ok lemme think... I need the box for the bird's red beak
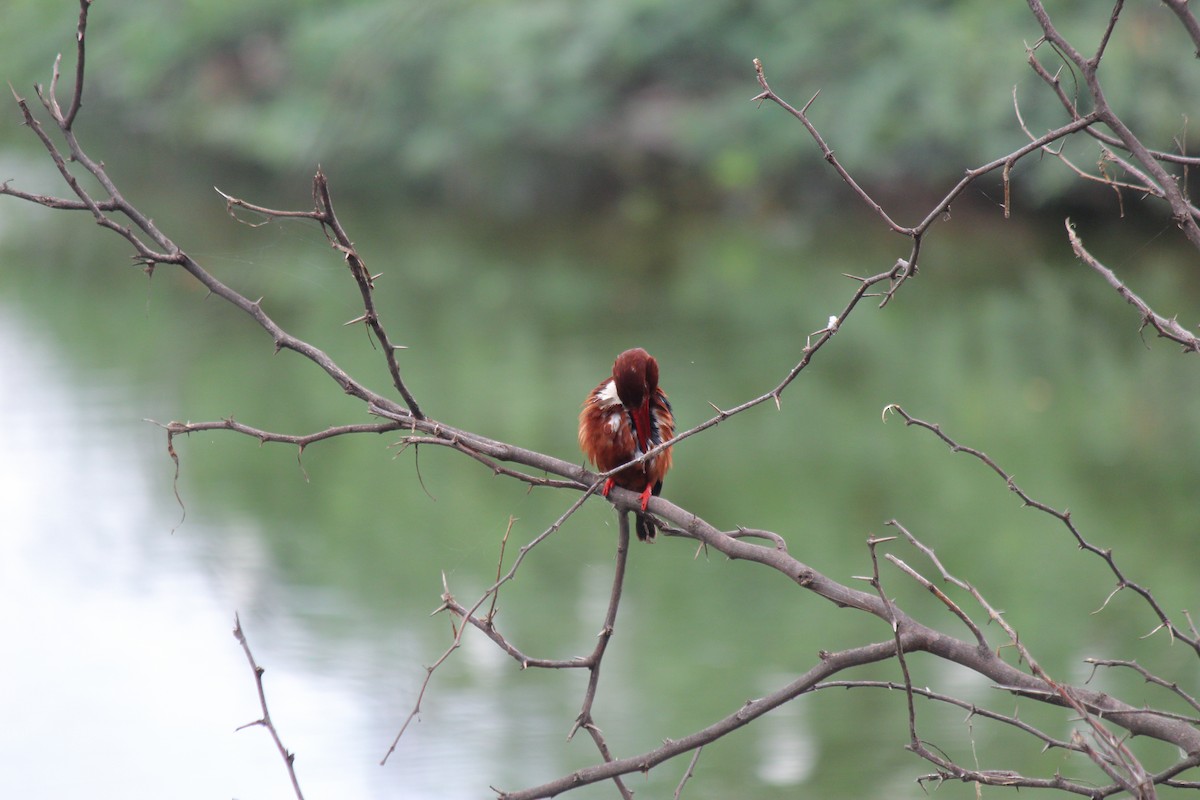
[631,398,653,455]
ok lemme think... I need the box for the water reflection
[0,303,422,799]
[753,676,816,786]
[1,304,251,796]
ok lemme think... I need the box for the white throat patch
[596,379,621,408]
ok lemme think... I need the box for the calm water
[3,161,1199,798]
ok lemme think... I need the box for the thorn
[391,343,408,350]
[343,313,368,326]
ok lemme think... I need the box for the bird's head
[612,348,658,407]
[612,348,659,451]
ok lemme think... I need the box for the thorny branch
[380,485,600,766]
[1065,221,1200,353]
[1084,659,1200,719]
[881,518,1155,797]
[883,404,1200,657]
[673,747,703,800]
[441,515,638,798]
[216,174,424,419]
[1026,0,1200,252]
[233,614,306,800]
[566,514,636,799]
[4,1,1200,798]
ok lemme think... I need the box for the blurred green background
[2,1,1199,799]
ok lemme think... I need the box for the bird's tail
[635,512,657,542]
[635,478,664,541]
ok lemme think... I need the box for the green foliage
[2,0,1194,214]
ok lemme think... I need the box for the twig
[885,552,988,651]
[232,615,306,800]
[753,58,908,235]
[1012,86,1158,210]
[382,486,599,764]
[1161,0,1200,56]
[883,404,1200,655]
[382,571,473,761]
[440,598,591,669]
[1084,658,1200,717]
[213,174,424,419]
[815,680,1081,755]
[493,640,902,799]
[1065,220,1200,352]
[1027,0,1200,252]
[725,526,788,551]
[865,536,920,747]
[566,513,634,799]
[486,516,517,624]
[885,513,1154,795]
[673,747,703,800]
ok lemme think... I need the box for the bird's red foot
[601,478,616,497]
[638,485,653,511]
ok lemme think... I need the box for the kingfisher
[578,348,674,541]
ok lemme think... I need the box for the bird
[578,347,674,541]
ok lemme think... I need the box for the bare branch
[753,58,909,235]
[866,536,920,748]
[883,404,1200,655]
[885,552,989,651]
[566,514,635,799]
[816,680,1081,755]
[1084,658,1200,717]
[1161,0,1200,58]
[673,747,703,800]
[1065,220,1200,352]
[1027,0,1200,251]
[493,640,902,799]
[382,487,598,764]
[62,0,91,129]
[233,615,306,800]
